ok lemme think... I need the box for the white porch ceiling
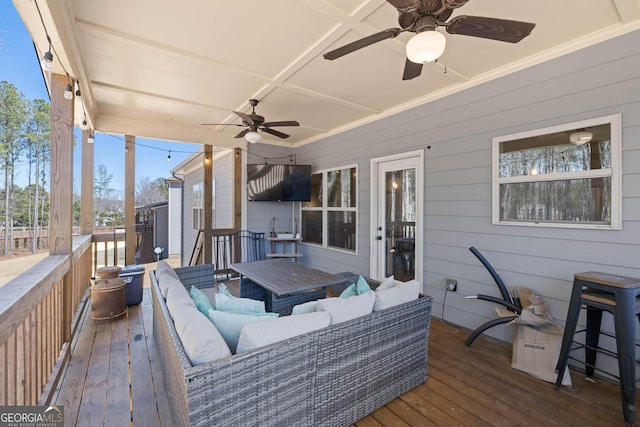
[13,0,640,149]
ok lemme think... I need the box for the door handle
[375,236,382,240]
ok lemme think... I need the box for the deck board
[53,286,638,426]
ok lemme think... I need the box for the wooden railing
[0,234,93,406]
[92,229,126,276]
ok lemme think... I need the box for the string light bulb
[75,80,81,98]
[80,119,88,130]
[87,131,94,144]
[64,79,73,100]
[167,151,171,162]
[41,39,53,71]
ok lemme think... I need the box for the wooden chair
[464,246,522,347]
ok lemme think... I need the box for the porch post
[49,73,74,341]
[234,147,242,232]
[125,135,136,265]
[80,129,94,235]
[232,148,242,262]
[203,145,213,264]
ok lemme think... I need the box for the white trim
[370,150,424,282]
[492,114,622,230]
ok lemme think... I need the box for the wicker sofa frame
[151,264,432,427]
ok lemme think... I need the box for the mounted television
[247,164,312,202]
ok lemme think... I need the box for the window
[193,183,203,230]
[192,180,216,230]
[492,114,621,229]
[301,165,357,251]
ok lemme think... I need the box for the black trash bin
[119,264,146,306]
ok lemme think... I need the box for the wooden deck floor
[52,288,636,426]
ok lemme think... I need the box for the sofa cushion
[291,300,319,315]
[208,309,279,353]
[339,275,372,298]
[317,290,375,324]
[155,261,180,298]
[374,279,421,311]
[173,305,231,365]
[215,292,266,314]
[236,311,331,354]
[190,286,215,316]
[166,277,196,319]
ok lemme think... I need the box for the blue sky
[0,2,199,195]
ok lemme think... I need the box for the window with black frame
[301,165,357,251]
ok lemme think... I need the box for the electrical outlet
[445,278,457,292]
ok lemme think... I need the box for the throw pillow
[377,275,395,291]
[339,275,372,298]
[173,305,231,365]
[236,311,331,354]
[215,293,266,314]
[190,285,215,316]
[317,290,375,324]
[166,277,196,319]
[374,279,421,311]
[208,309,279,353]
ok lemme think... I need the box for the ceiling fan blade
[263,121,300,127]
[233,110,254,125]
[385,0,420,11]
[402,58,423,80]
[324,28,403,60]
[200,123,243,126]
[235,129,249,138]
[262,128,290,139]
[446,16,535,43]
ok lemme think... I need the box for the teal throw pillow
[190,286,215,317]
[208,309,279,353]
[339,283,358,298]
[340,276,372,298]
[215,293,266,313]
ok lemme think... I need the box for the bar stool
[555,271,640,427]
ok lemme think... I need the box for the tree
[24,98,50,253]
[0,81,28,256]
[136,175,168,205]
[94,164,115,221]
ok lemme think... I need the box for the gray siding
[214,151,233,229]
[289,28,640,374]
[246,145,297,238]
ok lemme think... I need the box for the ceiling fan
[323,0,535,80]
[201,99,299,143]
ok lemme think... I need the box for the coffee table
[231,259,348,315]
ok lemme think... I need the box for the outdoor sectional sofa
[150,263,433,427]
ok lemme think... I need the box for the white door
[370,151,423,282]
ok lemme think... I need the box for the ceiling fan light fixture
[405,30,446,64]
[569,130,593,145]
[245,131,262,144]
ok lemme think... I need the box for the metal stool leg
[555,282,583,388]
[613,288,637,426]
[585,307,603,378]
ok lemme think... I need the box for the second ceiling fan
[323,0,536,80]
[201,99,299,143]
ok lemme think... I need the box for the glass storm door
[372,152,422,282]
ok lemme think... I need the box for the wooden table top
[230,259,347,296]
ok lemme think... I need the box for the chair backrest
[469,246,515,305]
[234,230,266,263]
